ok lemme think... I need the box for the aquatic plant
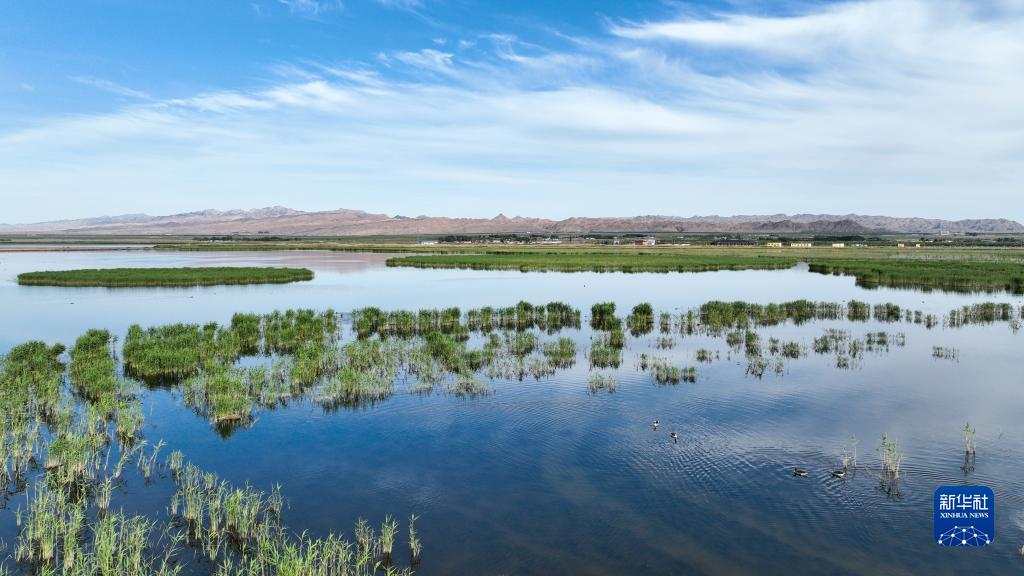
[659,312,673,334]
[962,423,977,454]
[317,367,395,409]
[626,303,654,337]
[644,356,681,385]
[698,300,845,332]
[183,366,258,427]
[744,330,761,357]
[262,308,339,355]
[847,300,870,321]
[230,313,262,355]
[123,322,229,380]
[408,514,421,564]
[879,435,903,481]
[449,373,491,397]
[0,341,66,423]
[587,373,617,394]
[780,342,802,359]
[590,302,620,331]
[746,357,768,379]
[380,515,398,561]
[588,336,622,369]
[873,303,903,322]
[809,258,1024,294]
[18,266,314,287]
[356,302,580,339]
[389,251,799,275]
[70,329,118,401]
[541,337,577,368]
[695,349,717,363]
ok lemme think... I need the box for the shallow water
[1,250,1023,574]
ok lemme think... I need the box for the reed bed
[588,336,622,369]
[0,324,425,576]
[809,258,1024,294]
[262,309,339,355]
[3,293,1021,574]
[626,303,654,337]
[387,252,799,274]
[541,338,577,368]
[590,302,620,331]
[353,301,580,339]
[123,323,232,381]
[17,267,314,287]
[587,373,617,394]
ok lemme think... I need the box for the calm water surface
[1,250,1023,575]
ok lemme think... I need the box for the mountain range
[2,207,1022,236]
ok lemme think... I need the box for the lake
[1,249,1022,575]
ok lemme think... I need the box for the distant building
[765,242,783,248]
[712,239,756,246]
[897,243,906,248]
[790,242,813,248]
[831,243,846,248]
[633,237,657,246]
[418,239,438,245]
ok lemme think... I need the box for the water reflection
[0,251,1022,574]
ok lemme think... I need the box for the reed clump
[587,373,617,394]
[626,303,654,337]
[588,336,622,369]
[590,302,620,331]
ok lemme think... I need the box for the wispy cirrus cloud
[277,0,342,16]
[390,49,455,74]
[70,76,152,100]
[373,0,423,12]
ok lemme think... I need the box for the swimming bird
[670,431,678,442]
[792,467,809,477]
[831,469,846,479]
[652,419,660,430]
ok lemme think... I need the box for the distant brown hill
[1,207,1021,235]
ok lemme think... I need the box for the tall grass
[18,267,314,287]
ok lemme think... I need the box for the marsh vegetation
[0,293,1020,574]
[17,267,314,287]
[378,245,1024,294]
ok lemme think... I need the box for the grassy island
[808,259,1024,293]
[386,253,799,273]
[17,267,314,287]
[384,249,1024,293]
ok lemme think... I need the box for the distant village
[416,233,963,248]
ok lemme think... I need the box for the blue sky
[2,0,1023,223]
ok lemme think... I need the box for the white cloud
[392,49,454,74]
[277,0,341,16]
[70,76,151,100]
[3,0,1024,221]
[374,0,423,11]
